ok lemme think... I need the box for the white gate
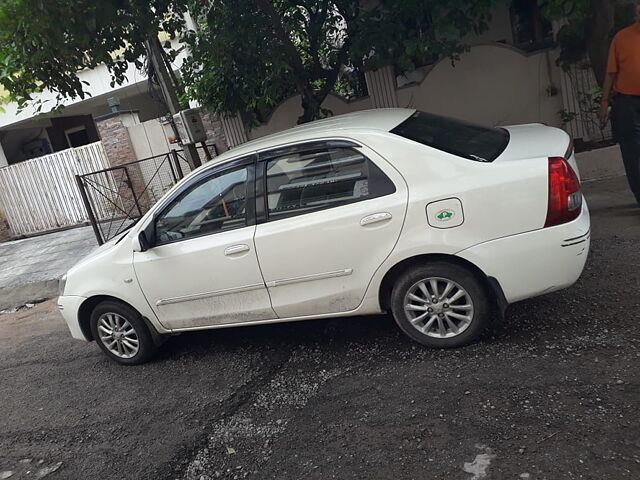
[0,142,111,236]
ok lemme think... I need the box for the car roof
[206,108,415,166]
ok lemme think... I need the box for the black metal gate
[76,146,215,245]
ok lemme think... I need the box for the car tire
[390,263,490,348]
[89,300,158,365]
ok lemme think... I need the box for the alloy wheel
[403,277,475,338]
[97,313,140,359]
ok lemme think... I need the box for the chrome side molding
[157,283,265,306]
[266,269,353,288]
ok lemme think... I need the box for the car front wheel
[390,263,490,348]
[89,300,158,365]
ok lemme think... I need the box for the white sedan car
[58,109,590,365]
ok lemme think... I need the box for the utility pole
[145,38,202,169]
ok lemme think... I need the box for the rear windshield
[391,111,509,163]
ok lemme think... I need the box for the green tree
[540,0,635,86]
[182,0,498,124]
[0,0,187,111]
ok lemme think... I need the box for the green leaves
[0,0,187,111]
[182,0,300,123]
[183,0,498,124]
[539,0,630,85]
[0,0,500,123]
[539,0,590,21]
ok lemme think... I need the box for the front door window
[155,167,248,245]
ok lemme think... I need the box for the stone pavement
[0,226,97,310]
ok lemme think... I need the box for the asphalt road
[1,176,639,480]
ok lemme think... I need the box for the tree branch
[317,39,350,101]
[307,1,330,80]
[255,0,307,80]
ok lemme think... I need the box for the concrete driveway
[0,176,638,480]
[0,226,96,311]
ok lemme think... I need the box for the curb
[0,279,59,312]
[575,145,625,182]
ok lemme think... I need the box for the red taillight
[544,157,582,228]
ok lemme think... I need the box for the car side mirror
[133,225,155,253]
[132,232,147,253]
[134,230,150,252]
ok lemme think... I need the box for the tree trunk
[298,92,323,124]
[255,0,319,124]
[530,0,545,44]
[586,0,616,87]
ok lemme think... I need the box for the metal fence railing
[76,145,217,245]
[559,60,614,148]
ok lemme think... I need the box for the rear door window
[391,111,509,163]
[265,147,395,219]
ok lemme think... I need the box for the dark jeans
[611,94,640,204]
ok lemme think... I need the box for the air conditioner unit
[173,109,207,145]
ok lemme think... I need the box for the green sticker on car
[436,210,454,221]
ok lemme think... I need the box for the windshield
[391,111,509,163]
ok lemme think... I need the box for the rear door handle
[360,212,392,226]
[224,244,250,256]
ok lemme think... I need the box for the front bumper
[58,295,88,341]
[457,203,591,304]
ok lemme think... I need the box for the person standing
[599,2,640,206]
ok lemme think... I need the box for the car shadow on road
[153,314,403,363]
[151,295,565,365]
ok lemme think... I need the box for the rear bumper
[58,295,88,341]
[457,202,590,304]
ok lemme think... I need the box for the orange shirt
[607,23,640,96]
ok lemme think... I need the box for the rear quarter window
[391,111,509,163]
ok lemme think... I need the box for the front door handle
[224,244,250,256]
[360,212,392,226]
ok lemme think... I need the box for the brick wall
[95,114,151,213]
[95,114,139,166]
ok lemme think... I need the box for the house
[0,1,606,242]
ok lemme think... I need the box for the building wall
[95,112,152,211]
[397,44,563,128]
[247,44,564,141]
[247,94,373,140]
[128,119,174,160]
[128,109,229,161]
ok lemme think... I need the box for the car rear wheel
[89,300,157,365]
[390,263,490,348]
